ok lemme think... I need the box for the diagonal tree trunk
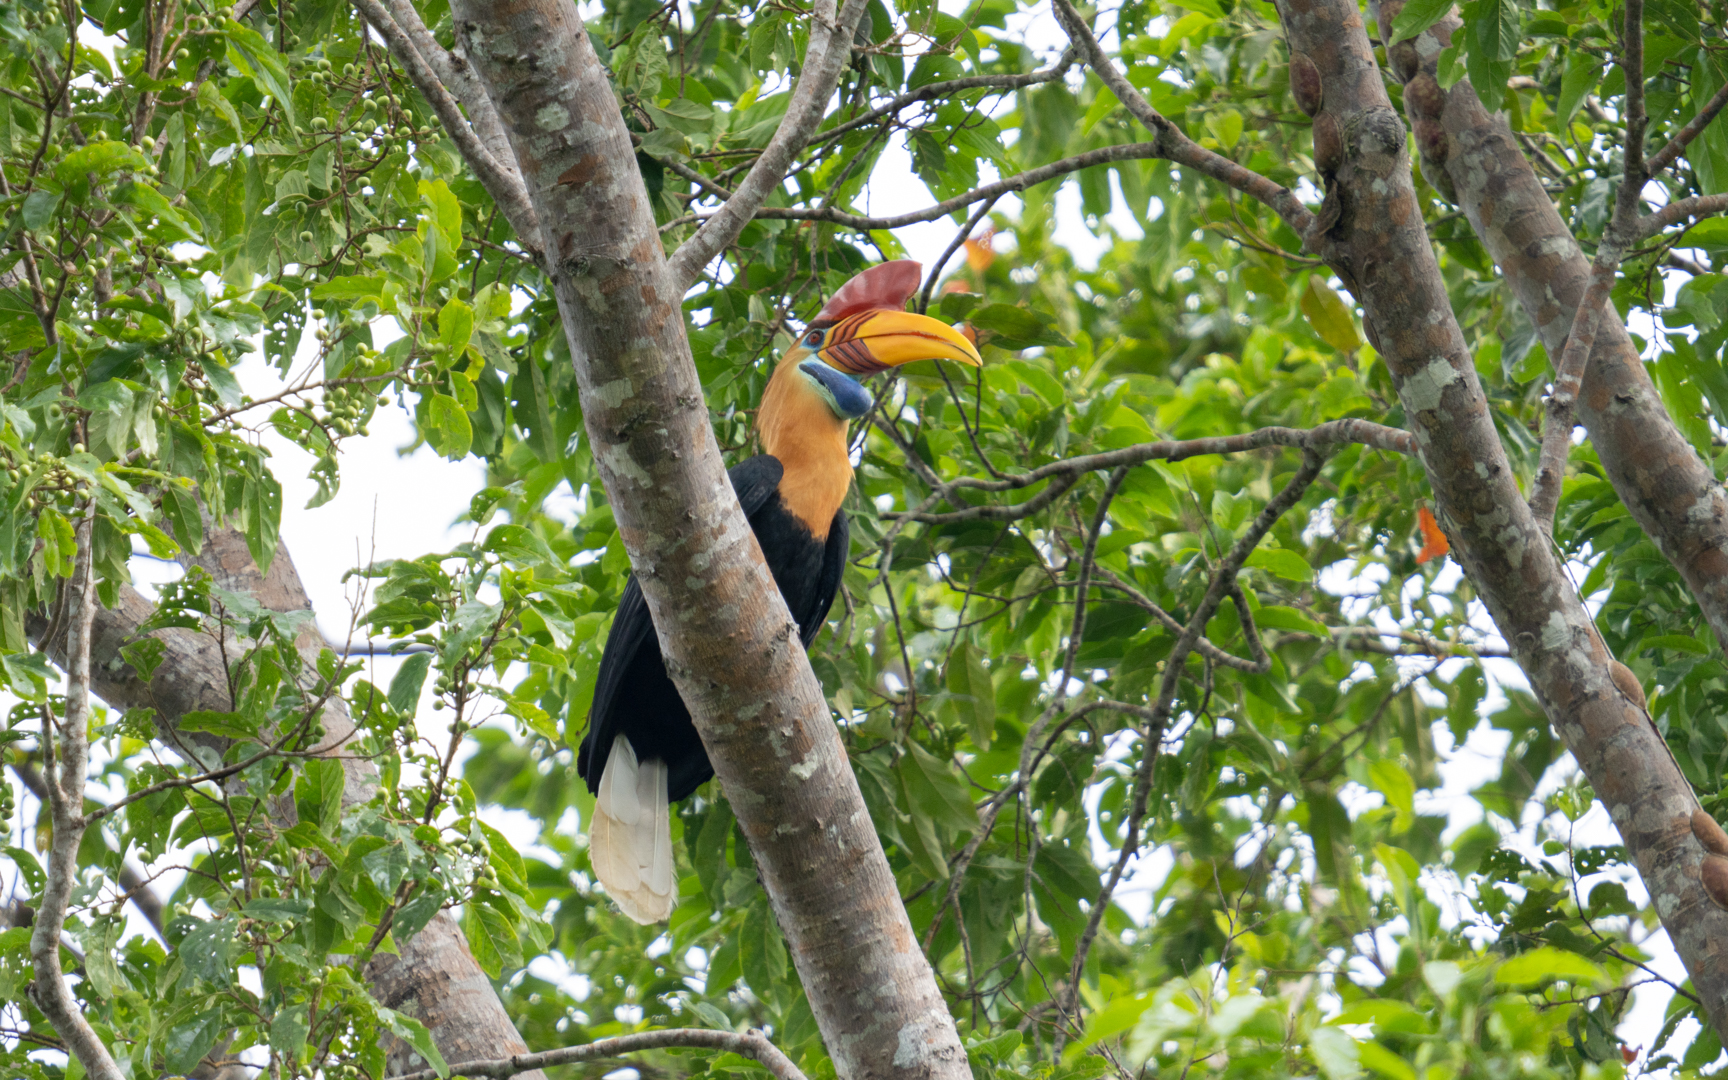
[1265,0,1728,1044]
[1372,0,1728,655]
[29,530,547,1080]
[442,4,970,1079]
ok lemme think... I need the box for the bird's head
[780,260,983,420]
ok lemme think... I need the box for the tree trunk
[445,4,970,1079]
[1372,0,1728,657]
[1275,0,1728,1044]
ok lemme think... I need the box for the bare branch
[666,0,871,288]
[884,419,1412,524]
[387,1028,808,1080]
[28,514,125,1080]
[1051,0,1314,238]
[918,195,1002,313]
[381,0,519,179]
[809,52,1078,149]
[748,143,1167,231]
[1646,80,1728,177]
[1641,194,1728,238]
[1529,265,1614,530]
[1618,0,1647,210]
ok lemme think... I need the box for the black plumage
[576,454,849,803]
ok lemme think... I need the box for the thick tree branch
[387,1028,807,1080]
[1373,0,1728,658]
[28,515,125,1080]
[666,0,871,288]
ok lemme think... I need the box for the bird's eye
[804,330,824,348]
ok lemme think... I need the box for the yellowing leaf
[1302,277,1363,353]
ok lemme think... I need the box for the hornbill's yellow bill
[807,308,984,377]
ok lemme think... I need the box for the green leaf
[389,652,432,714]
[419,178,463,251]
[379,1009,449,1078]
[162,484,203,556]
[178,918,235,986]
[1245,548,1314,582]
[462,899,521,977]
[967,303,1074,349]
[270,1004,310,1057]
[165,1012,224,1073]
[21,190,61,231]
[424,393,473,460]
[1309,1026,1363,1080]
[438,297,474,354]
[1559,52,1604,125]
[36,507,76,578]
[244,897,311,921]
[225,22,296,125]
[1495,945,1610,988]
[1252,605,1329,637]
[944,641,996,748]
[1390,0,1455,43]
[899,739,980,834]
[311,275,385,300]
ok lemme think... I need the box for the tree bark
[445,4,969,1080]
[1276,0,1728,1044]
[1372,0,1728,654]
[29,531,547,1080]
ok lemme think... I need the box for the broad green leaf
[1495,946,1610,988]
[944,641,996,748]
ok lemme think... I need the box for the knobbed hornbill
[576,260,983,923]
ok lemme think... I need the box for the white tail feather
[589,735,675,924]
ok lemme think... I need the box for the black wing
[577,455,788,791]
[727,454,786,518]
[796,508,849,647]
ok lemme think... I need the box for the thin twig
[1054,450,1328,1049]
[1050,0,1315,238]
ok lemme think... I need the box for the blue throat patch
[800,360,873,419]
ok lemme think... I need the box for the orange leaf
[1416,505,1450,564]
[964,228,995,272]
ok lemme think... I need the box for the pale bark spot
[1403,356,1459,412]
[534,102,571,129]
[594,377,634,407]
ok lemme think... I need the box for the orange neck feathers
[757,356,853,540]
